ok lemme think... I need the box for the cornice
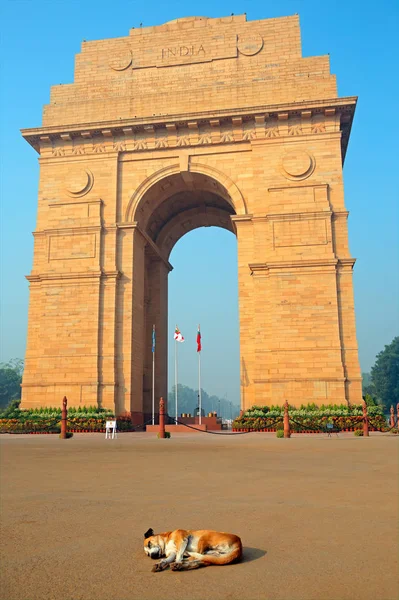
[268,183,328,192]
[332,211,349,220]
[33,225,102,237]
[248,257,356,275]
[231,214,254,223]
[337,258,356,268]
[26,271,102,283]
[21,96,357,164]
[253,211,332,222]
[249,259,338,274]
[26,270,122,283]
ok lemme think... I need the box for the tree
[362,371,379,402]
[362,372,371,391]
[370,337,399,411]
[0,359,24,409]
[5,358,24,377]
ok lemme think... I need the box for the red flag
[197,325,201,352]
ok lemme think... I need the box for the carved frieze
[26,101,351,160]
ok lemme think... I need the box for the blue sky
[1,0,398,405]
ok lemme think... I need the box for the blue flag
[152,325,156,353]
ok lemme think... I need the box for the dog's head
[143,528,165,560]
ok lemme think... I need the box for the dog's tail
[203,540,242,565]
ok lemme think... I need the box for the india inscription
[21,14,362,421]
[161,45,205,59]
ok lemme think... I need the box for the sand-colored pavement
[0,432,398,600]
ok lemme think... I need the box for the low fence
[232,400,398,435]
[1,399,398,437]
[0,397,135,435]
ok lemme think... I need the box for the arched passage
[167,226,239,417]
[122,170,242,422]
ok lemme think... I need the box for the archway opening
[167,227,240,420]
[133,171,241,421]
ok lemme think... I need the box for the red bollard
[159,397,165,439]
[60,396,68,439]
[390,405,395,429]
[284,400,291,438]
[397,403,399,427]
[362,399,369,437]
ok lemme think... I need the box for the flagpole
[175,328,178,423]
[198,349,202,425]
[152,325,155,426]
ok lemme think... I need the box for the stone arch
[156,205,235,258]
[124,161,247,224]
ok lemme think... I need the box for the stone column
[115,224,146,421]
[335,259,362,405]
[232,215,255,411]
[129,230,146,424]
[143,254,170,421]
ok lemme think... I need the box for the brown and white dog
[143,528,242,572]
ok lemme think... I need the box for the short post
[390,405,395,429]
[362,399,369,437]
[60,396,68,439]
[283,400,291,438]
[159,397,165,439]
[397,403,399,427]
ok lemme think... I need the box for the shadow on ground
[241,547,267,563]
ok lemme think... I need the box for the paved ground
[0,432,398,600]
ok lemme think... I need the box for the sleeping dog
[144,528,242,572]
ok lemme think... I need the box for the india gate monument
[21,14,362,422]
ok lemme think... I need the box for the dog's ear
[144,528,154,539]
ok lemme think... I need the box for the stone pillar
[143,255,170,421]
[283,400,291,438]
[115,225,134,416]
[159,397,165,438]
[60,396,68,439]
[115,224,147,422]
[362,399,369,437]
[390,405,395,429]
[335,259,362,405]
[129,230,146,424]
[232,215,255,411]
[98,271,119,411]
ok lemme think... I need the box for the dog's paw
[151,562,166,573]
[171,562,183,571]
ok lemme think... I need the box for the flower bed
[232,403,388,433]
[0,404,135,434]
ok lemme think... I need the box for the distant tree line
[0,359,24,409]
[167,384,239,419]
[362,336,399,412]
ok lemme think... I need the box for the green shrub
[354,429,364,436]
[276,430,284,438]
[157,431,171,439]
[390,427,398,435]
[233,402,386,433]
